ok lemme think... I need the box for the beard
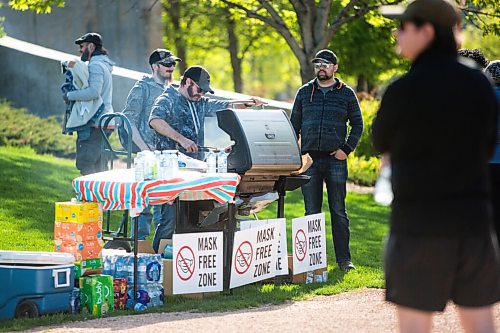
[81,50,91,62]
[155,71,171,85]
[316,70,333,81]
[187,83,202,101]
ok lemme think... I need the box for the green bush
[344,98,381,186]
[0,101,76,158]
[347,154,380,186]
[356,98,380,159]
[0,101,123,159]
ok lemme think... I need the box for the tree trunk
[226,15,243,92]
[356,74,368,92]
[299,52,315,84]
[167,0,188,73]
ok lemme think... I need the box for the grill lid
[216,109,302,175]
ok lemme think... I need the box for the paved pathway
[24,289,500,333]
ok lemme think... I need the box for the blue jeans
[152,203,176,253]
[301,155,351,263]
[131,205,162,240]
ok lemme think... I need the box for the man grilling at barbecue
[149,65,264,252]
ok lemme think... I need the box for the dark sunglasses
[158,61,176,68]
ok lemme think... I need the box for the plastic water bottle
[147,257,161,283]
[207,150,217,173]
[159,150,179,179]
[126,255,135,284]
[147,284,160,307]
[170,151,179,176]
[138,256,148,285]
[374,165,393,206]
[115,256,125,279]
[217,151,228,173]
[109,255,116,277]
[153,284,164,307]
[102,256,111,275]
[126,289,135,310]
[143,151,157,180]
[134,302,147,312]
[134,153,144,181]
[158,154,168,179]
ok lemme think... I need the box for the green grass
[0,146,390,331]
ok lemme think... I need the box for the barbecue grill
[174,108,310,289]
[176,109,309,231]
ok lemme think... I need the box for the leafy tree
[460,0,500,36]
[217,0,404,84]
[162,0,273,93]
[216,0,499,85]
[331,13,408,92]
[0,0,64,36]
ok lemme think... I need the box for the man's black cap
[380,0,460,29]
[311,49,338,64]
[74,32,103,47]
[148,48,182,65]
[183,66,214,94]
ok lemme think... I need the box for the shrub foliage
[0,101,75,158]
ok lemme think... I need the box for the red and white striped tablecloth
[72,169,240,216]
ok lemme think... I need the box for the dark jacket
[291,78,363,155]
[372,49,498,237]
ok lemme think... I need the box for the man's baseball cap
[74,32,103,47]
[148,48,181,65]
[311,49,338,64]
[183,66,214,94]
[380,0,460,29]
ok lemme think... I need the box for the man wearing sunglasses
[290,49,364,272]
[121,49,181,242]
[149,65,264,252]
[122,49,181,152]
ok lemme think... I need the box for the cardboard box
[162,258,218,299]
[287,255,327,284]
[162,259,173,296]
[55,239,104,261]
[79,274,114,316]
[74,258,103,278]
[54,220,102,243]
[137,240,155,254]
[55,201,102,224]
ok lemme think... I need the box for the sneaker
[339,261,356,271]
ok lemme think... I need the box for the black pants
[76,127,110,175]
[490,163,500,245]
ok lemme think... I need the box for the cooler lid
[0,250,75,265]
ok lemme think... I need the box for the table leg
[277,194,285,219]
[275,193,286,286]
[223,201,236,292]
[133,215,138,304]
